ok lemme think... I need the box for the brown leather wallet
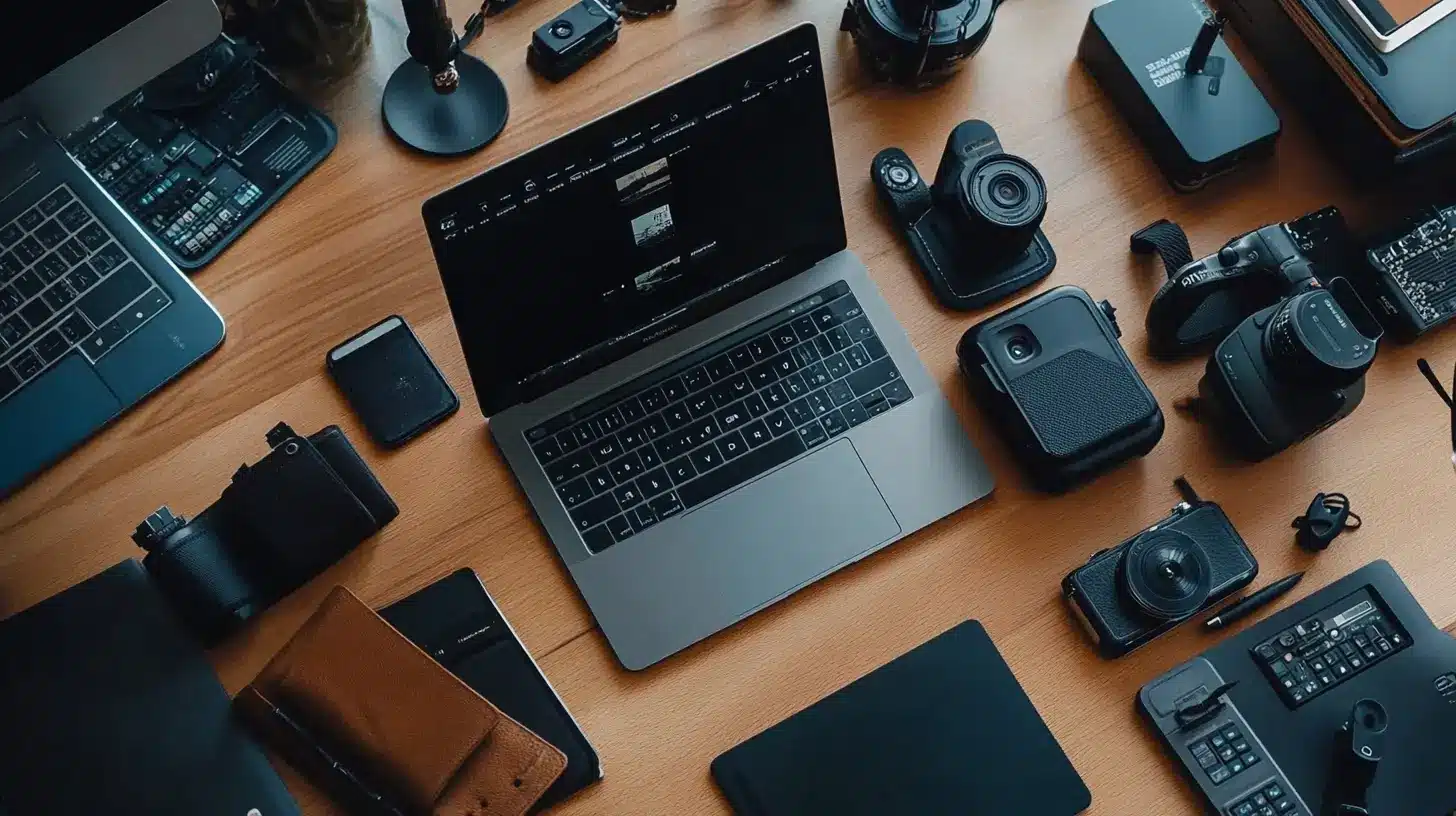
[236,587,567,816]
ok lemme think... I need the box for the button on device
[1209,766,1232,784]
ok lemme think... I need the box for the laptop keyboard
[526,280,913,555]
[0,183,169,402]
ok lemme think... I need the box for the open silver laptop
[424,23,995,670]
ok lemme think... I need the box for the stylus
[1203,572,1305,630]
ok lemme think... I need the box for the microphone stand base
[382,53,509,157]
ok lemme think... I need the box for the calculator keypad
[1188,721,1262,786]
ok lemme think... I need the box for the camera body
[133,423,398,644]
[527,0,621,81]
[1140,208,1383,460]
[1064,494,1257,659]
[872,120,1056,310]
[958,285,1163,492]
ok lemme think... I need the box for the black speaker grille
[1008,349,1154,457]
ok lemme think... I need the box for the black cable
[1293,492,1360,552]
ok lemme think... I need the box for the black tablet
[712,621,1091,815]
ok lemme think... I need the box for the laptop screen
[0,1,167,101]
[424,24,844,417]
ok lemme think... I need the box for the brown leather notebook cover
[236,587,567,816]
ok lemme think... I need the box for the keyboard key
[569,422,598,448]
[640,386,667,412]
[882,379,912,405]
[37,187,73,216]
[802,362,832,389]
[791,315,818,341]
[20,298,52,328]
[814,334,835,359]
[89,242,127,273]
[638,444,661,470]
[765,410,794,436]
[862,336,888,361]
[763,383,789,409]
[666,456,697,485]
[77,262,149,325]
[742,420,771,448]
[633,504,659,531]
[825,326,853,352]
[771,325,798,348]
[558,477,593,508]
[847,358,902,397]
[569,493,621,532]
[656,430,695,461]
[33,219,68,249]
[707,354,736,380]
[612,481,645,509]
[12,348,42,379]
[844,344,871,369]
[649,491,684,520]
[747,360,779,389]
[13,236,43,264]
[807,390,834,416]
[746,335,776,360]
[823,353,851,380]
[34,252,68,283]
[791,343,819,368]
[687,393,715,418]
[57,238,88,267]
[782,373,809,399]
[798,421,828,448]
[42,282,77,310]
[606,515,634,541]
[728,345,755,370]
[822,409,849,436]
[76,223,109,251]
[0,223,22,248]
[660,376,687,402]
[826,380,855,407]
[677,432,807,508]
[842,400,870,427]
[716,430,748,460]
[637,468,672,498]
[585,467,614,494]
[843,316,876,343]
[581,524,617,553]
[591,435,620,462]
[618,424,648,451]
[641,414,669,439]
[591,408,624,437]
[786,398,816,427]
[744,393,767,418]
[684,365,712,392]
[0,315,25,345]
[862,392,890,416]
[0,285,20,313]
[55,203,90,233]
[609,451,644,482]
[17,209,43,231]
[715,402,749,431]
[532,436,563,465]
[545,449,594,485]
[811,305,843,331]
[35,329,70,363]
[769,352,798,378]
[0,252,21,282]
[690,444,724,473]
[663,403,692,428]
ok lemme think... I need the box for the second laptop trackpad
[579,440,901,664]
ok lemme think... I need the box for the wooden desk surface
[3,0,1454,812]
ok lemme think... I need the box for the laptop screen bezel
[422,22,845,418]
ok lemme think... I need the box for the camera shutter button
[1218,247,1240,266]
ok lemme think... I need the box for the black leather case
[958,286,1163,492]
[327,316,459,448]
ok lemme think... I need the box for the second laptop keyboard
[527,280,913,554]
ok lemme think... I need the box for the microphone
[383,0,509,156]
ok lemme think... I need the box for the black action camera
[1063,481,1257,659]
[133,422,398,644]
[527,0,620,81]
[872,120,1055,311]
[1134,208,1384,460]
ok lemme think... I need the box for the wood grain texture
[2,0,1454,813]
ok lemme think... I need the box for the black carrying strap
[1132,219,1267,358]
[1131,220,1194,279]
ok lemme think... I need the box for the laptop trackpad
[580,440,901,669]
[0,355,120,491]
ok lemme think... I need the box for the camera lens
[1118,529,1213,621]
[957,154,1047,258]
[551,20,574,38]
[1263,288,1378,389]
[1006,335,1035,362]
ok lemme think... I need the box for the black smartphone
[381,569,602,810]
[326,316,458,448]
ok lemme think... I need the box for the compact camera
[527,0,621,81]
[872,120,1055,311]
[1135,208,1384,460]
[133,422,398,644]
[1063,481,1257,658]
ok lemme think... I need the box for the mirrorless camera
[133,422,398,644]
[1134,208,1384,461]
[873,120,1055,311]
[1063,480,1257,659]
[527,0,620,81]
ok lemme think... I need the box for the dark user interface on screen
[0,2,166,99]
[424,29,844,416]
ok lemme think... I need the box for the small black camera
[1135,208,1384,460]
[527,0,621,81]
[872,120,1056,311]
[1063,481,1257,659]
[840,0,1000,87]
[133,422,397,644]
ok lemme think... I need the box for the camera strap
[1132,219,1272,358]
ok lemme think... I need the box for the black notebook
[712,620,1091,815]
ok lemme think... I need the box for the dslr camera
[1134,208,1384,461]
[872,120,1056,311]
[133,422,398,644]
[1063,480,1257,659]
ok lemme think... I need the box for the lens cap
[958,154,1047,257]
[1119,529,1213,621]
[1264,287,1379,388]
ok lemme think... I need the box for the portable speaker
[958,285,1164,491]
